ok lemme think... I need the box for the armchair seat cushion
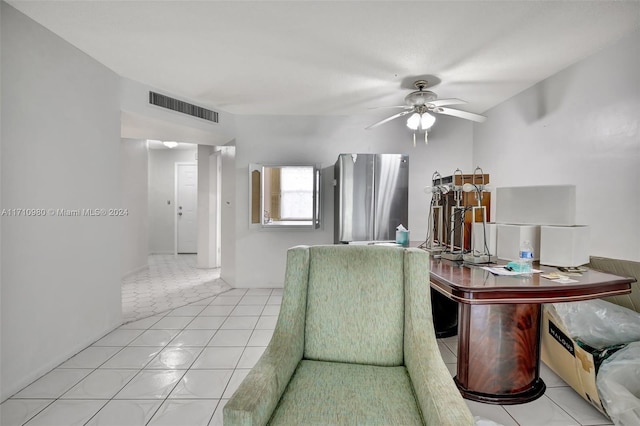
[269,360,423,426]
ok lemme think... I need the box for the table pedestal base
[455,302,545,404]
[455,377,546,405]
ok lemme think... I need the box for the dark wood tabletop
[429,258,635,305]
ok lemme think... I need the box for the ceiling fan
[366,80,487,146]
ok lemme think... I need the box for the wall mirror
[249,164,321,229]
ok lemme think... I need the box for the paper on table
[552,277,579,283]
[540,272,578,283]
[481,266,543,276]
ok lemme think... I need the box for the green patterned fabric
[224,245,474,426]
[269,360,423,425]
[304,245,405,366]
[403,248,474,426]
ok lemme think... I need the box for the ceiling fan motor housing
[405,90,438,106]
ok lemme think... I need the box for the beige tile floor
[0,255,615,426]
[1,288,278,426]
[122,255,231,323]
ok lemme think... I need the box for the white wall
[1,3,122,400]
[148,147,198,254]
[220,144,237,286]
[474,30,640,261]
[121,139,149,276]
[231,114,473,287]
[197,145,222,269]
[0,0,4,388]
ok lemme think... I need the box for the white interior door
[177,163,198,253]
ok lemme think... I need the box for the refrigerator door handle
[369,157,377,239]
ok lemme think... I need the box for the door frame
[174,161,198,256]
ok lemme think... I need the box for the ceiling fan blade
[434,107,487,123]
[368,105,412,110]
[429,98,467,107]
[365,110,413,129]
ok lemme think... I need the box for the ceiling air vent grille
[149,91,219,123]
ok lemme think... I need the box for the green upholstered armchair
[224,245,473,426]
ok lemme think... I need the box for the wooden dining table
[428,257,635,404]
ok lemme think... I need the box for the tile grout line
[80,307,194,426]
[215,289,269,404]
[142,288,250,425]
[16,290,233,425]
[90,291,231,425]
[12,317,164,424]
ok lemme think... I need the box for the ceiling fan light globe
[420,113,436,130]
[406,112,421,130]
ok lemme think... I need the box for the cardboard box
[540,305,608,416]
[496,224,540,261]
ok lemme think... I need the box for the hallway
[122,255,231,323]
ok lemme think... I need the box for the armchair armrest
[224,246,311,425]
[223,332,303,426]
[403,248,474,426]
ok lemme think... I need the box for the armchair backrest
[303,245,405,366]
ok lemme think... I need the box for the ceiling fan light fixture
[406,112,421,130]
[407,112,435,132]
[420,113,436,130]
[366,79,486,145]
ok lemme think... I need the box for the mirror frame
[249,164,322,229]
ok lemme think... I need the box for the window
[280,167,314,220]
[249,164,321,229]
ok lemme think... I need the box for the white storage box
[497,224,540,261]
[472,222,497,256]
[496,185,576,226]
[540,225,590,267]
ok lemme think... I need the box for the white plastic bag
[596,342,640,425]
[552,299,640,349]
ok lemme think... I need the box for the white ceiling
[8,0,640,118]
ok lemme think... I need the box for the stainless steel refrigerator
[334,153,409,243]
